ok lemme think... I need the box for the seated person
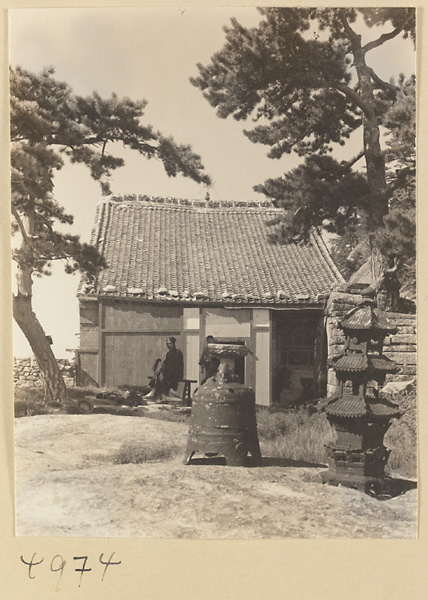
[144,337,184,401]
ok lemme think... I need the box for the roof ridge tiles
[309,228,346,283]
[80,193,345,304]
[102,194,277,211]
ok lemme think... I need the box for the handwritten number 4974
[20,552,121,588]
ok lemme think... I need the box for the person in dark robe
[162,336,184,395]
[199,335,219,385]
[201,356,220,385]
[144,337,184,401]
[199,335,215,379]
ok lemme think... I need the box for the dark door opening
[272,312,321,405]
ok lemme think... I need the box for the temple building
[75,194,353,405]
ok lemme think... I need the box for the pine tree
[11,66,210,402]
[191,8,416,307]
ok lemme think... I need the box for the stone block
[327,368,339,385]
[329,292,363,304]
[79,302,99,326]
[386,311,416,322]
[80,327,99,348]
[383,352,416,365]
[389,365,416,376]
[396,326,417,335]
[383,345,415,353]
[386,371,416,382]
[390,334,416,345]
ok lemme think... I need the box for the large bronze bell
[184,344,262,467]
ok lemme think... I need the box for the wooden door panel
[103,333,181,387]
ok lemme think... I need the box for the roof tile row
[340,304,398,333]
[326,395,401,418]
[78,196,344,304]
[332,353,399,374]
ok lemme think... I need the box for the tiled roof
[367,398,401,417]
[326,395,401,418]
[326,397,366,417]
[332,354,367,372]
[332,353,398,373]
[369,356,399,373]
[340,303,398,333]
[78,195,344,305]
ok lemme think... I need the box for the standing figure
[144,337,184,401]
[199,335,219,385]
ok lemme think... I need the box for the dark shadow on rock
[187,456,228,466]
[186,454,263,467]
[262,457,327,469]
[186,455,327,469]
[375,476,417,500]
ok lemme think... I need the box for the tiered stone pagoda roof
[332,354,399,374]
[326,396,401,419]
[327,301,400,420]
[340,303,398,334]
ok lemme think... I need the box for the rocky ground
[14,412,417,539]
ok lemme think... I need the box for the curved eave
[76,293,325,310]
[326,397,401,419]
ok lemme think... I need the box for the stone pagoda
[321,300,402,494]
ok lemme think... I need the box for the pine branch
[366,66,398,94]
[362,27,403,53]
[341,149,365,169]
[11,205,32,245]
[333,82,374,117]
[339,9,361,45]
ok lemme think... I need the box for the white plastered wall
[253,308,271,406]
[183,307,200,382]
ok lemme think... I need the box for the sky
[9,7,416,358]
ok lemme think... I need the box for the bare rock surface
[14,414,417,538]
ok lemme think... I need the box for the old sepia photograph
[10,6,417,539]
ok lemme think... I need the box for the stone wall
[14,358,76,389]
[325,291,416,397]
[383,312,417,381]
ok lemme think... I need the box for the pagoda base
[321,445,390,495]
[321,469,387,495]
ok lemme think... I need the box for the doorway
[272,312,321,405]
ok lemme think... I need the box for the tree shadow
[185,454,326,468]
[261,457,327,469]
[187,456,228,466]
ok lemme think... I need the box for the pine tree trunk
[13,264,68,403]
[363,119,388,224]
[351,39,399,308]
[353,51,389,226]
